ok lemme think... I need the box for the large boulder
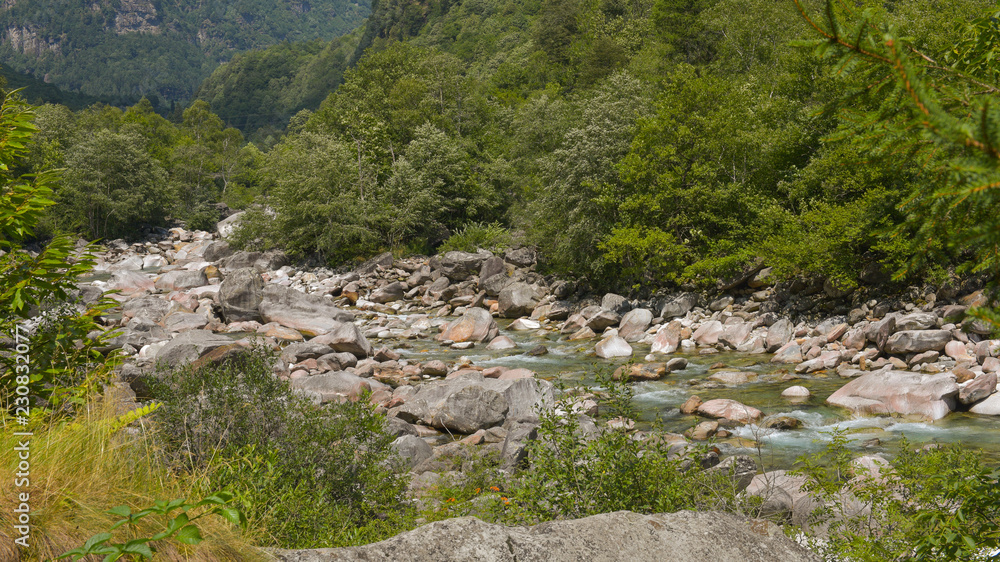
[269,510,819,562]
[354,251,394,276]
[217,211,244,238]
[659,293,699,319]
[650,321,682,354]
[258,285,353,337]
[218,250,288,273]
[151,330,235,367]
[395,372,554,434]
[826,370,959,420]
[122,295,170,323]
[595,336,633,359]
[290,371,387,403]
[108,270,155,297]
[218,268,264,323]
[883,330,953,355]
[696,399,763,424]
[765,319,793,353]
[498,282,538,318]
[618,308,653,342]
[692,320,724,346]
[202,241,234,262]
[370,282,405,304]
[437,308,499,343]
[430,251,491,281]
[312,322,372,358]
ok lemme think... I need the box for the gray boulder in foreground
[267,510,820,562]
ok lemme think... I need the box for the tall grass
[0,393,258,561]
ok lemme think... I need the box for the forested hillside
[0,0,370,103]
[20,0,1000,296]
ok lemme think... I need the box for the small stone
[526,344,549,356]
[680,395,703,415]
[780,386,811,399]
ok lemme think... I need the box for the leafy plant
[149,348,414,548]
[438,221,513,254]
[57,493,246,561]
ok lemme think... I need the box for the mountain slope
[0,0,370,102]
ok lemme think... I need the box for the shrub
[793,430,1000,561]
[438,221,513,254]
[149,349,414,548]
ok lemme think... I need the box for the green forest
[15,0,999,296]
[0,0,371,103]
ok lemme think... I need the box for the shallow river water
[389,316,1000,470]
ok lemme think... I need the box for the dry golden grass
[0,399,265,561]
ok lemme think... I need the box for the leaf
[106,505,131,518]
[121,540,155,559]
[83,532,114,551]
[174,524,204,545]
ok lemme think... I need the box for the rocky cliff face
[4,25,60,56]
[113,0,160,35]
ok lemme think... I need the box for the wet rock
[525,345,548,356]
[666,357,688,372]
[884,330,953,354]
[218,268,264,323]
[613,363,666,382]
[685,420,718,440]
[509,318,541,331]
[826,370,958,420]
[760,416,802,430]
[568,326,597,340]
[595,336,632,359]
[486,336,517,350]
[696,399,763,424]
[437,308,500,343]
[780,386,811,399]
[679,395,702,415]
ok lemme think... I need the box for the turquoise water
[390,316,1000,470]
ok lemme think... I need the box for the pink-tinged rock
[945,340,971,360]
[707,371,752,385]
[883,330,952,354]
[719,321,752,349]
[826,371,958,421]
[618,308,653,342]
[256,322,304,341]
[696,399,763,424]
[983,357,1000,373]
[109,270,155,297]
[692,320,724,346]
[155,269,209,292]
[162,311,209,333]
[781,386,811,399]
[794,351,842,374]
[651,320,682,354]
[771,342,803,364]
[568,326,597,340]
[485,335,517,350]
[483,366,507,379]
[508,318,541,331]
[498,368,536,381]
[765,319,793,353]
[825,323,849,343]
[312,322,373,358]
[613,363,667,382]
[595,336,633,359]
[843,328,867,351]
[437,308,500,343]
[970,393,1000,415]
[959,373,997,405]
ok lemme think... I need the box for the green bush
[149,349,414,548]
[438,221,513,254]
[793,430,1000,561]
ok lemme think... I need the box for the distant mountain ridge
[0,0,371,102]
